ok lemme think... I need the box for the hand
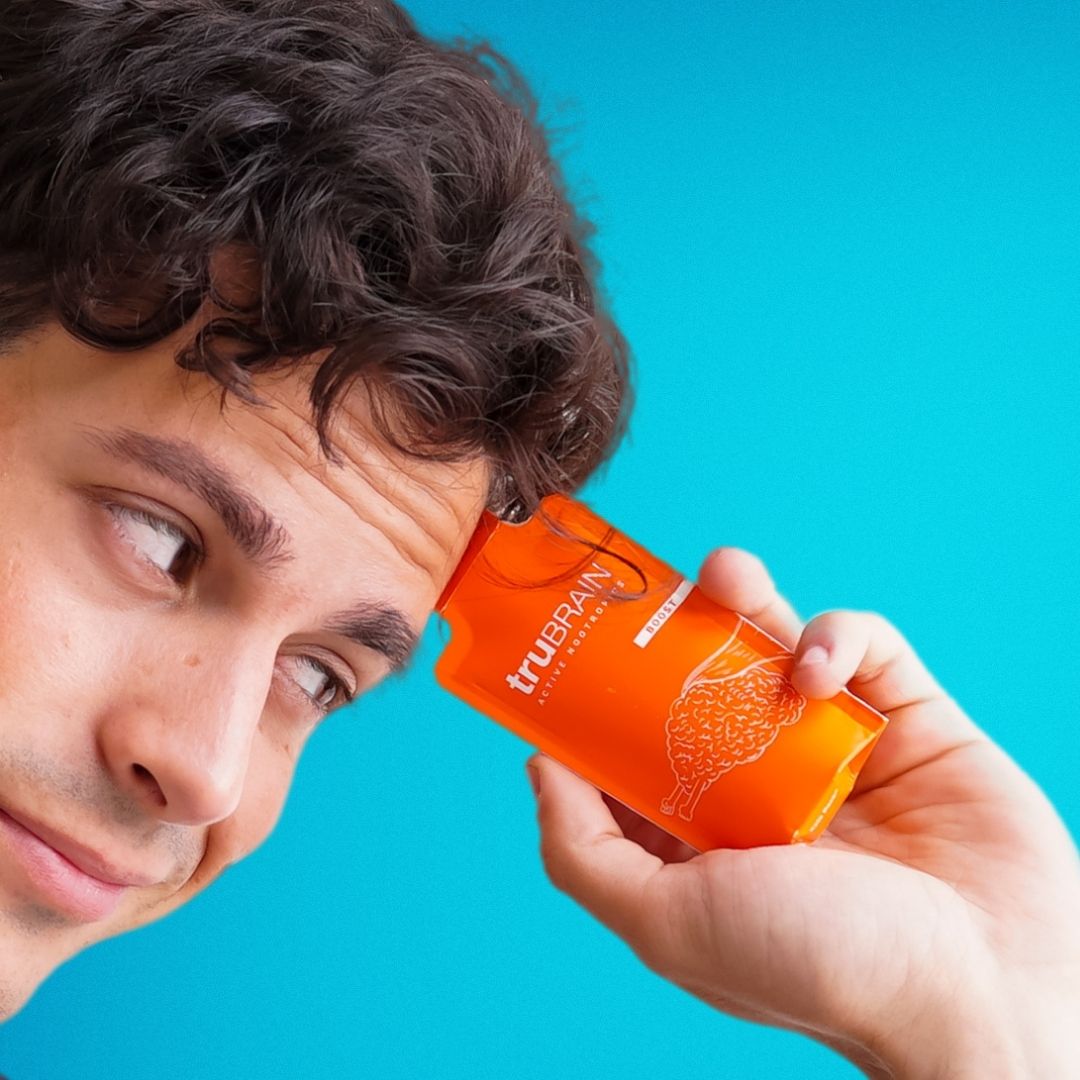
[526,548,1080,1078]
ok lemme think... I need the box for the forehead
[18,322,490,618]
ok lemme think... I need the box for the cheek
[189,734,299,888]
[0,501,106,736]
[109,731,300,939]
[0,470,189,749]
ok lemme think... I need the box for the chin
[0,976,38,1024]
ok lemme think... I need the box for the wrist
[859,993,1025,1079]
[844,963,1080,1080]
[826,939,1021,1079]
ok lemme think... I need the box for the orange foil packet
[434,494,888,850]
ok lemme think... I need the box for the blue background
[4,1,1078,1076]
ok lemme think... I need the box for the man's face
[0,320,489,1018]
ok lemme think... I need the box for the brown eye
[108,503,202,583]
[291,655,350,713]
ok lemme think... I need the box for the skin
[2,297,1076,1073]
[529,550,1080,1077]
[0,316,489,1019]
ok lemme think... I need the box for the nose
[96,641,271,827]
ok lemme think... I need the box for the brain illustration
[661,661,807,822]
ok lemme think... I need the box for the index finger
[529,754,668,949]
[696,547,805,650]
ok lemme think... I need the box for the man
[2,2,1078,1075]
[0,0,626,1019]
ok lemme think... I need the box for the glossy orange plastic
[434,494,888,850]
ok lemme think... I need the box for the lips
[2,806,157,887]
[0,805,159,923]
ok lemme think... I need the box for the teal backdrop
[4,1,1078,1077]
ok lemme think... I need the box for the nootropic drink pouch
[434,494,888,850]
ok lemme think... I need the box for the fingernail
[526,761,541,799]
[800,644,830,667]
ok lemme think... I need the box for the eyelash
[103,500,354,716]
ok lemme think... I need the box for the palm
[829,705,1013,880]
[605,687,1069,1034]
[534,550,1080,1061]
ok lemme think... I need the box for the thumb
[526,753,669,949]
[525,754,852,1030]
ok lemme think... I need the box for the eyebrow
[83,426,421,673]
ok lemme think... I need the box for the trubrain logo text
[504,561,616,698]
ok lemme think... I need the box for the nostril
[132,763,166,807]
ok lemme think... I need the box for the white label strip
[633,578,695,648]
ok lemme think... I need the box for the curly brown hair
[0,0,630,519]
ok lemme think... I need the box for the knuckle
[711,545,767,575]
[805,607,853,630]
[537,834,574,894]
[808,608,886,634]
[710,544,749,559]
[859,609,904,642]
[625,893,673,975]
[629,934,665,975]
